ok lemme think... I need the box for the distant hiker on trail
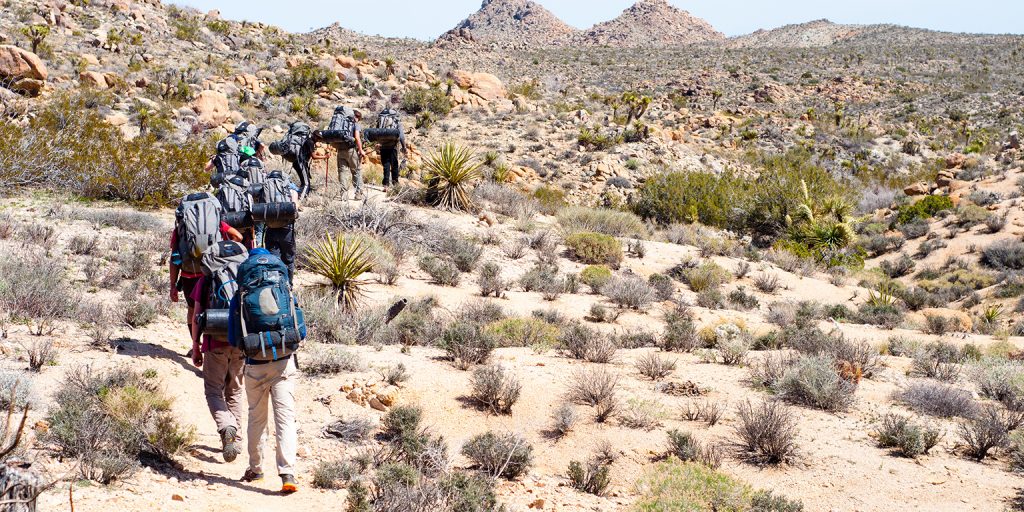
[233,121,266,162]
[228,248,307,494]
[318,106,367,200]
[250,170,301,283]
[190,240,248,464]
[369,107,408,191]
[269,121,315,199]
[169,193,243,353]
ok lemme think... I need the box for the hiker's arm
[356,130,366,157]
[189,319,203,367]
[204,158,215,173]
[399,130,407,155]
[169,262,180,303]
[224,225,243,242]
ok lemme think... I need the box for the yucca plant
[866,281,899,308]
[304,233,374,310]
[424,142,482,212]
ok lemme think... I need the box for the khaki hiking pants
[203,345,245,434]
[245,356,298,476]
[332,144,363,197]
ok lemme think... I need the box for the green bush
[580,265,613,293]
[635,459,750,511]
[632,170,747,227]
[895,195,954,225]
[532,186,567,215]
[402,86,452,116]
[274,62,338,96]
[461,431,532,480]
[557,206,646,237]
[565,232,623,266]
[486,317,559,350]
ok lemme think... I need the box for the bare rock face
[191,90,230,128]
[448,70,508,106]
[577,0,724,48]
[438,0,577,49]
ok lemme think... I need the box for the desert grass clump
[666,429,723,468]
[635,352,676,380]
[47,366,195,483]
[470,365,522,415]
[567,458,611,496]
[895,381,977,418]
[461,431,532,480]
[875,412,942,458]
[733,400,799,464]
[487,317,559,352]
[556,206,646,237]
[304,233,374,310]
[439,321,497,370]
[602,275,656,309]
[564,232,623,266]
[618,398,665,431]
[379,363,410,386]
[68,234,101,256]
[775,355,856,412]
[634,459,751,511]
[419,255,461,286]
[681,262,731,293]
[550,403,578,439]
[302,344,364,375]
[424,142,482,212]
[957,404,1013,461]
[559,323,616,363]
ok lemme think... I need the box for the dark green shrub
[895,195,954,225]
[402,86,451,116]
[876,412,942,458]
[632,170,747,227]
[580,265,613,293]
[565,232,623,266]
[274,62,338,96]
[439,321,497,370]
[567,459,611,496]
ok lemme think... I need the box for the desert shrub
[566,366,618,407]
[518,263,563,297]
[439,321,497,370]
[0,371,33,410]
[579,265,613,293]
[487,317,559,351]
[955,204,990,228]
[681,262,731,292]
[68,234,101,256]
[564,232,623,266]
[0,250,75,335]
[753,273,781,294]
[501,236,528,260]
[304,233,375,310]
[727,287,760,311]
[985,212,1008,233]
[618,398,665,431]
[909,342,962,382]
[635,459,751,511]
[274,62,338,96]
[312,459,356,489]
[47,366,195,483]
[567,458,611,496]
[461,432,532,480]
[0,92,208,207]
[324,416,376,442]
[857,301,904,329]
[666,430,722,468]
[876,412,942,458]
[401,85,451,116]
[477,262,506,297]
[602,275,656,309]
[632,170,747,228]
[880,254,916,278]
[782,327,879,378]
[895,381,977,418]
[648,273,675,301]
[556,206,645,237]
[957,405,1012,461]
[438,235,484,273]
[379,363,410,387]
[660,311,700,352]
[559,322,616,363]
[895,195,954,225]
[470,365,521,415]
[981,239,1024,271]
[898,218,930,239]
[419,255,461,286]
[750,490,805,512]
[381,405,423,441]
[550,403,577,439]
[969,359,1024,410]
[774,355,856,411]
[636,352,676,380]
[121,299,158,329]
[680,400,725,427]
[302,344,364,375]
[733,400,799,464]
[22,339,56,372]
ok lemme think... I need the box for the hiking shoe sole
[281,475,298,494]
[221,427,241,463]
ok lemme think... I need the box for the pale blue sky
[171,0,1024,40]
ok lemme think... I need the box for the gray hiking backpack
[175,193,223,275]
[376,109,401,131]
[214,137,241,175]
[271,122,312,164]
[260,171,293,204]
[216,176,251,214]
[201,240,248,311]
[327,107,357,145]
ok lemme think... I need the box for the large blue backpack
[235,251,306,362]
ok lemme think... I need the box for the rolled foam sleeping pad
[268,140,288,156]
[251,202,298,229]
[363,128,401,145]
[210,172,228,188]
[199,309,230,337]
[313,130,354,145]
[222,210,254,229]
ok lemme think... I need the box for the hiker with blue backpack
[189,240,249,464]
[228,248,306,494]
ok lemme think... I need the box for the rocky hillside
[436,0,576,49]
[577,0,724,48]
[727,19,867,48]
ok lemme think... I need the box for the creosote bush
[439,321,497,370]
[461,431,533,480]
[895,381,977,418]
[636,352,676,380]
[666,429,722,468]
[567,458,611,496]
[564,232,623,266]
[559,323,616,363]
[602,275,656,309]
[776,355,856,412]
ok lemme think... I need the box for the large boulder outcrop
[191,90,230,128]
[0,45,48,96]
[448,70,508,106]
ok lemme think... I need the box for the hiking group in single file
[168,105,408,494]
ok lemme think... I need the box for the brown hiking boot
[241,468,264,483]
[220,426,241,463]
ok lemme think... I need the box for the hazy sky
[170,0,1024,40]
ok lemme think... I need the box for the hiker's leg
[270,356,298,476]
[351,149,364,197]
[387,149,400,185]
[279,226,296,283]
[203,347,237,432]
[225,347,246,429]
[293,161,310,199]
[381,147,397,187]
[265,228,285,267]
[244,365,272,474]
[254,223,266,248]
